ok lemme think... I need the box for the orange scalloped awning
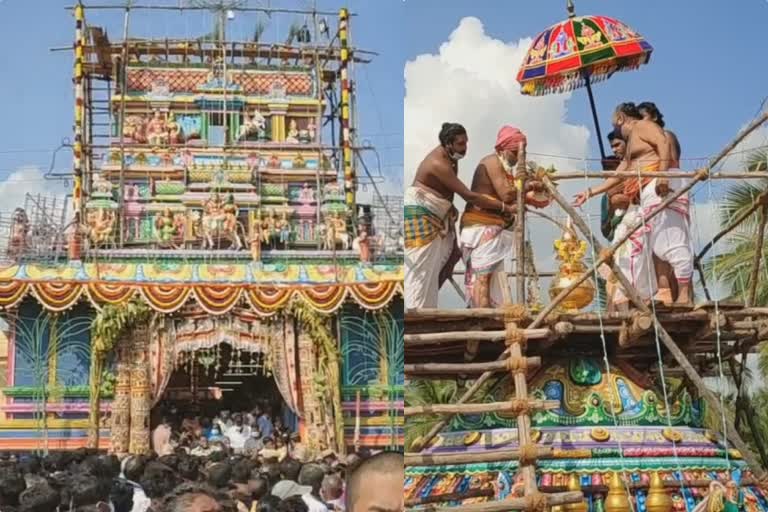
[0,280,402,316]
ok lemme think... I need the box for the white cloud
[404,17,596,307]
[716,122,768,172]
[0,166,69,212]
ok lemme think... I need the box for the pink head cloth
[495,125,527,152]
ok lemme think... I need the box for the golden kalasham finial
[549,217,595,312]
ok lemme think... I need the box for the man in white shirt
[224,414,251,453]
[298,463,330,512]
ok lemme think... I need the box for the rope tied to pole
[505,325,527,347]
[504,304,530,324]
[507,356,529,374]
[518,443,540,466]
[527,492,549,512]
[509,398,531,415]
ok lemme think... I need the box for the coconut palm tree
[705,148,768,303]
[404,377,502,452]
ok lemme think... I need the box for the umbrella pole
[584,73,607,161]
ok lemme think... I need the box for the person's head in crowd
[206,462,232,490]
[321,473,344,504]
[231,460,253,485]
[208,449,228,463]
[178,456,201,481]
[321,449,337,467]
[159,454,181,472]
[249,475,269,502]
[345,452,404,512]
[122,454,148,483]
[140,462,181,501]
[109,479,134,512]
[277,495,309,512]
[261,462,281,484]
[198,436,210,449]
[344,453,362,473]
[62,474,111,508]
[0,465,26,507]
[17,455,41,476]
[298,463,325,498]
[18,482,60,512]
[42,452,72,474]
[161,483,234,512]
[263,437,276,450]
[279,457,301,482]
[257,495,282,512]
[233,413,244,427]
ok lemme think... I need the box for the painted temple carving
[0,5,403,457]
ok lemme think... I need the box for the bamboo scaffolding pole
[65,4,355,16]
[543,176,768,482]
[549,170,768,180]
[405,446,554,467]
[694,192,768,266]
[516,142,527,302]
[116,3,131,248]
[509,333,537,494]
[747,203,768,307]
[413,492,584,512]
[406,489,496,508]
[405,329,551,346]
[405,399,559,416]
[405,357,541,375]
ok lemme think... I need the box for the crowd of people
[151,405,294,460]
[405,100,692,314]
[0,439,403,512]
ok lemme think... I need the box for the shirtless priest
[574,102,693,308]
[405,123,515,310]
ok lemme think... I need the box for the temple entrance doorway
[150,343,297,433]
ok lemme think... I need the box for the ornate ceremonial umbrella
[516,0,653,159]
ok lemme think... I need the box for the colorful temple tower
[405,165,768,511]
[0,3,402,455]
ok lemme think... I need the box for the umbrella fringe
[521,59,646,97]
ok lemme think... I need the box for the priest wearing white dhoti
[405,123,514,309]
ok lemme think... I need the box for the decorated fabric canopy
[516,14,653,96]
[515,3,652,160]
[0,262,403,315]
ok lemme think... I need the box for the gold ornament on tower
[564,473,588,512]
[549,217,595,312]
[604,472,632,512]
[646,472,673,512]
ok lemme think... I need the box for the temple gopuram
[0,2,403,456]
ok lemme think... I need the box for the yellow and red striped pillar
[339,8,355,210]
[73,2,86,214]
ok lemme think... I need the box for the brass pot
[548,262,596,312]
